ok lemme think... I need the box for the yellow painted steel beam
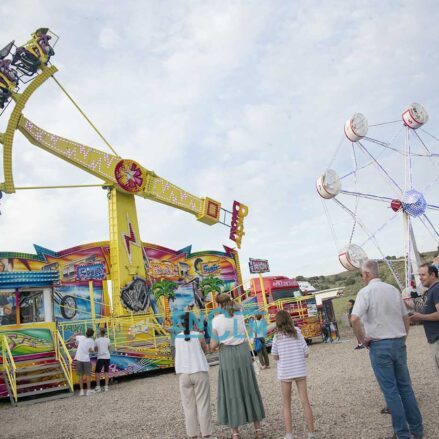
[2,65,58,194]
[17,115,221,224]
[108,188,147,317]
[18,115,118,185]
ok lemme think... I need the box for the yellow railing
[54,330,73,391]
[1,335,17,403]
[57,313,164,353]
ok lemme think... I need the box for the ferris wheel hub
[344,113,368,142]
[316,169,341,199]
[402,103,429,129]
[402,189,427,217]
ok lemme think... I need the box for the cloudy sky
[1,0,439,278]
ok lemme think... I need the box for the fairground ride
[317,104,439,292]
[0,28,249,317]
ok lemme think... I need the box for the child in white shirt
[271,310,316,439]
[94,328,111,392]
[75,328,95,396]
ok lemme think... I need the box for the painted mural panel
[0,242,241,319]
[0,242,242,386]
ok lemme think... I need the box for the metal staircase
[1,330,74,406]
[2,351,74,405]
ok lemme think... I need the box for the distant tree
[296,275,305,281]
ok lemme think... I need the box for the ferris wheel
[317,103,439,291]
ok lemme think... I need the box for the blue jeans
[369,338,423,439]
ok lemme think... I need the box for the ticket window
[19,290,53,323]
[19,291,45,323]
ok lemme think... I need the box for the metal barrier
[57,313,164,353]
[1,335,17,403]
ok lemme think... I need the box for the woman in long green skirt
[211,293,265,438]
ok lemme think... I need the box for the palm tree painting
[199,276,224,304]
[151,279,177,324]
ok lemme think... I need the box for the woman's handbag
[243,319,261,375]
[254,337,263,353]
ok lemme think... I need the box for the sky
[1,0,439,279]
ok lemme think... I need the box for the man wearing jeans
[351,260,423,439]
[410,264,439,373]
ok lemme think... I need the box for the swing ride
[317,103,439,291]
[0,28,248,313]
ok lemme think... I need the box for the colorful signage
[75,262,105,281]
[149,260,179,278]
[272,279,298,288]
[229,201,249,249]
[249,258,270,274]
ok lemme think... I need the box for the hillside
[296,250,438,326]
[297,250,438,296]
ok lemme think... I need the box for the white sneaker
[104,386,109,392]
[79,389,85,396]
[94,387,101,393]
[86,389,93,396]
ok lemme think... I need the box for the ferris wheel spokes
[317,103,438,292]
[332,197,404,289]
[357,141,403,195]
[421,214,439,240]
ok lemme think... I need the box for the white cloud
[1,1,439,281]
[98,27,121,50]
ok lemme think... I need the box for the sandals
[231,434,241,438]
[255,428,265,438]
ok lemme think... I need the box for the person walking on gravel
[351,260,424,439]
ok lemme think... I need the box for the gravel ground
[1,325,438,439]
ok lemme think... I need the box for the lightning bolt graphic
[122,214,140,263]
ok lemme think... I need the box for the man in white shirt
[75,328,95,396]
[351,260,423,439]
[94,328,111,392]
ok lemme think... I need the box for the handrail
[55,330,73,391]
[1,335,17,403]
